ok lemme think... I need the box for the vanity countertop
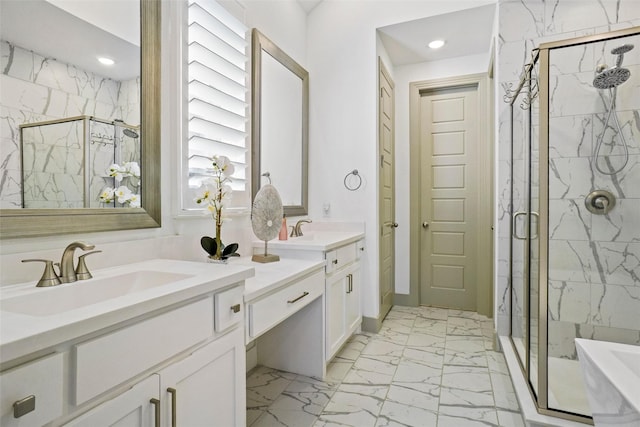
[253,231,364,252]
[232,257,325,302]
[0,259,254,365]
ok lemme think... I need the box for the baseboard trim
[394,293,418,307]
[362,316,383,333]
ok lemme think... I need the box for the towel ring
[344,169,362,191]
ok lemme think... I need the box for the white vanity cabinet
[66,328,245,427]
[0,259,252,427]
[64,375,160,427]
[158,331,245,427]
[325,244,362,361]
[254,234,365,364]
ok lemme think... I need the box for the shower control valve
[585,190,615,215]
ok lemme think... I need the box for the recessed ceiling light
[98,57,115,66]
[428,40,445,49]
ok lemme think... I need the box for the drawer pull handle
[150,398,161,427]
[287,291,309,304]
[231,303,241,313]
[13,395,35,418]
[167,388,177,427]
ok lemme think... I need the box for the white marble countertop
[0,259,254,365]
[231,257,325,302]
[253,231,364,252]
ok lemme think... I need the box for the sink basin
[576,339,640,426]
[1,271,193,316]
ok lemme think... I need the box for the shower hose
[593,87,631,175]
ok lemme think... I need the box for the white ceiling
[295,0,495,66]
[377,4,496,65]
[0,0,140,81]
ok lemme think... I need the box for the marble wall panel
[548,319,640,358]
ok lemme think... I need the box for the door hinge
[380,154,384,168]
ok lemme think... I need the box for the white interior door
[420,85,478,311]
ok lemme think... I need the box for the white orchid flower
[124,161,140,177]
[213,155,235,177]
[99,187,115,203]
[128,193,141,208]
[108,164,126,182]
[115,186,133,204]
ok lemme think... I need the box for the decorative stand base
[252,253,280,263]
[207,257,229,264]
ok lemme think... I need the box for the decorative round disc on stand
[251,184,283,263]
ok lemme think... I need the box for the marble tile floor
[246,306,525,427]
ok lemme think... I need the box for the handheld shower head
[593,67,630,89]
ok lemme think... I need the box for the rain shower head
[122,128,139,138]
[612,43,634,67]
[611,43,634,55]
[593,67,631,89]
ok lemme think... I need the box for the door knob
[422,222,429,228]
[385,222,398,228]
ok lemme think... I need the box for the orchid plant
[195,155,239,260]
[99,161,141,207]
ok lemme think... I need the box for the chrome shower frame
[508,26,640,425]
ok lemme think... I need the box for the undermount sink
[575,339,640,426]
[1,270,193,316]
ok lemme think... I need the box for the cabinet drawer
[0,353,63,426]
[325,243,357,274]
[74,297,213,405]
[248,270,323,339]
[215,285,244,332]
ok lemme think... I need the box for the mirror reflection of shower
[113,119,140,165]
[592,43,634,175]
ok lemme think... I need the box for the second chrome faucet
[290,219,312,237]
[22,241,101,287]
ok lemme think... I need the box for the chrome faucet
[290,219,312,237]
[59,241,95,283]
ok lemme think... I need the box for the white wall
[307,0,495,320]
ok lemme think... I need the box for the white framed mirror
[0,0,161,239]
[251,29,308,217]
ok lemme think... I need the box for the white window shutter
[187,0,248,196]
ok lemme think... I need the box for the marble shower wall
[0,41,140,208]
[496,0,640,341]
[547,34,640,358]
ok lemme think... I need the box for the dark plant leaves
[200,236,217,256]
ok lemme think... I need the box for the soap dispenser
[279,214,288,240]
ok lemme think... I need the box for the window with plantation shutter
[185,0,248,209]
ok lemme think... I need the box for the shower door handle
[512,211,527,240]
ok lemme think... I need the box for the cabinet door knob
[230,303,241,313]
[332,259,338,265]
[422,222,429,228]
[13,395,36,418]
